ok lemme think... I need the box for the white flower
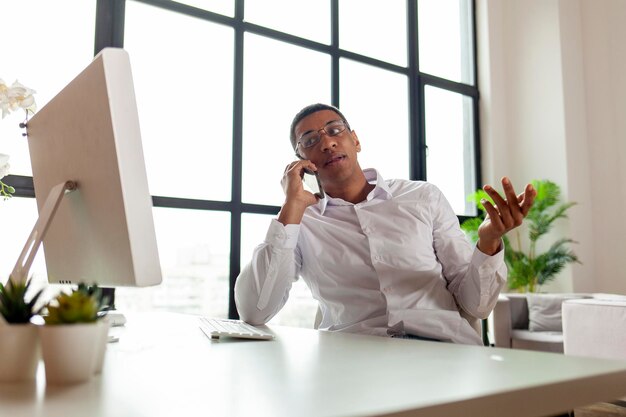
[1,77,35,199]
[0,153,10,180]
[0,78,37,119]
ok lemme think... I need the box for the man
[235,103,536,345]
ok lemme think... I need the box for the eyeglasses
[296,120,349,150]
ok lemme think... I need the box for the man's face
[294,110,362,186]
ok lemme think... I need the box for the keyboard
[199,317,274,341]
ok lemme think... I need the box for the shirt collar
[316,168,392,215]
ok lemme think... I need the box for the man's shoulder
[386,178,442,197]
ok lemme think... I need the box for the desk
[2,312,626,417]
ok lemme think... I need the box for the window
[1,0,479,326]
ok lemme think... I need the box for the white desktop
[3,311,626,417]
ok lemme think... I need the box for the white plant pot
[93,318,110,374]
[0,322,40,382]
[39,323,99,385]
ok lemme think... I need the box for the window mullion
[331,0,340,107]
[407,0,425,181]
[229,0,245,319]
[94,0,126,55]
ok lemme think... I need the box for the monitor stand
[9,181,130,331]
[9,180,76,285]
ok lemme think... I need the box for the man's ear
[352,131,361,152]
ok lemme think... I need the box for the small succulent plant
[44,289,100,325]
[0,277,44,323]
[76,283,111,318]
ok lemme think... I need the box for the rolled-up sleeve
[234,219,301,325]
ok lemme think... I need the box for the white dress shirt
[235,169,507,345]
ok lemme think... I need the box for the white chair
[562,297,626,360]
[562,297,626,408]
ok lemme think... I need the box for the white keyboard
[199,317,274,341]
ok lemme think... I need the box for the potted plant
[0,277,44,382]
[76,283,112,373]
[39,286,106,384]
[461,179,580,292]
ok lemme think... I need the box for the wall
[476,0,626,294]
[577,0,626,293]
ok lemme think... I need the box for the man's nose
[319,131,337,152]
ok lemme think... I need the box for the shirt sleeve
[234,219,301,325]
[429,185,508,319]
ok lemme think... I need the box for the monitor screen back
[26,48,162,287]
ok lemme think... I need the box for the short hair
[289,103,350,151]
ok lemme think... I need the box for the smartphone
[302,169,325,199]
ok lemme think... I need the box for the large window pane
[0,197,68,306]
[339,59,410,180]
[245,0,330,44]
[268,279,317,328]
[339,0,407,66]
[240,213,274,271]
[242,34,331,206]
[125,2,234,201]
[0,0,96,176]
[418,0,475,84]
[424,86,476,216]
[173,0,234,17]
[116,208,231,317]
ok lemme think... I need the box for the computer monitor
[20,47,162,288]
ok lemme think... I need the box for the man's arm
[234,220,301,325]
[435,178,536,318]
[235,159,320,324]
[431,190,506,319]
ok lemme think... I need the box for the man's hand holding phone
[278,159,324,225]
[302,170,325,199]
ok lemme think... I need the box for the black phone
[302,169,325,199]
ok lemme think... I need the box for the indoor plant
[76,283,112,316]
[0,153,15,199]
[461,179,580,292]
[76,283,112,373]
[0,277,45,382]
[40,286,107,384]
[0,78,36,200]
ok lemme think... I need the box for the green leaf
[0,277,44,323]
[528,180,561,217]
[535,239,580,286]
[43,285,100,325]
[76,283,111,313]
[505,252,535,291]
[460,217,483,244]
